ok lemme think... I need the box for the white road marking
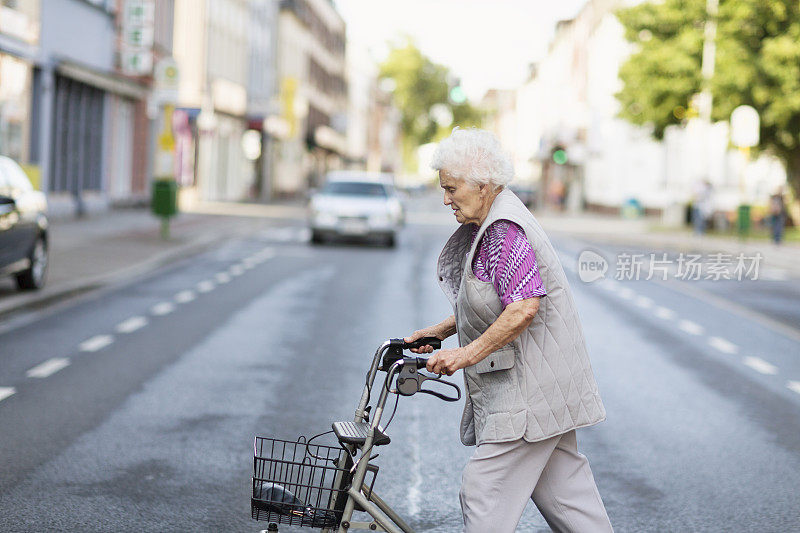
[708,336,738,354]
[760,267,789,281]
[655,306,675,320]
[242,258,256,269]
[619,287,635,300]
[215,272,231,284]
[635,296,654,309]
[196,280,215,293]
[0,387,16,402]
[229,264,245,276]
[151,302,175,316]
[79,334,114,352]
[115,316,148,334]
[743,356,778,375]
[678,320,704,336]
[787,381,800,395]
[26,357,70,378]
[175,290,196,303]
[601,280,619,291]
[407,402,422,518]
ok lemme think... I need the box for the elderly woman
[405,128,612,533]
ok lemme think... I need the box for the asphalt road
[1,202,799,532]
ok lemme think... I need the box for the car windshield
[321,181,388,197]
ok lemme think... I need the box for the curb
[0,230,231,322]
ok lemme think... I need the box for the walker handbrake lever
[395,358,461,402]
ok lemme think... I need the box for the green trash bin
[151,179,178,218]
[737,204,751,237]
[151,179,178,239]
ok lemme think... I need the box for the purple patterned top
[470,219,547,308]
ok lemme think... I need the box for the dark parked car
[0,156,48,290]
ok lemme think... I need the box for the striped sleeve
[472,219,546,308]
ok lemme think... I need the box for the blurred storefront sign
[0,3,39,44]
[153,57,180,104]
[120,0,155,76]
[212,78,247,116]
[314,125,346,154]
[0,53,32,163]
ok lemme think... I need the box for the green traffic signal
[552,149,567,165]
[449,86,466,104]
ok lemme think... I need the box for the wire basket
[252,436,351,529]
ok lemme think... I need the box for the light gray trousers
[459,430,613,533]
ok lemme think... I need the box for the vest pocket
[475,344,516,374]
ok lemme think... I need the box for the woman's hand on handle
[426,347,471,376]
[404,316,456,354]
[404,328,440,354]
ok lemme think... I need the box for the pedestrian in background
[769,187,788,245]
[406,128,612,533]
[692,179,713,235]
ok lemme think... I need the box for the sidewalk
[0,201,307,320]
[536,211,800,278]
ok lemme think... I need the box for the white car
[309,172,405,247]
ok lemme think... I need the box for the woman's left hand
[426,347,471,376]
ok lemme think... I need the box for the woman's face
[439,169,492,226]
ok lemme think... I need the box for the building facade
[515,0,787,217]
[173,0,254,202]
[273,0,347,195]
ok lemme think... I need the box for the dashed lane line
[619,287,635,300]
[215,272,231,284]
[787,381,800,395]
[150,302,175,316]
[655,306,676,320]
[196,280,215,293]
[678,319,704,336]
[26,357,70,378]
[175,290,196,303]
[743,356,778,376]
[229,264,245,277]
[0,387,16,402]
[635,296,654,309]
[115,316,148,334]
[708,336,738,354]
[79,335,114,352]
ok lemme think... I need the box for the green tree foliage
[379,39,482,171]
[616,0,800,199]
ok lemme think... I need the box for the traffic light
[552,146,567,165]
[449,85,466,105]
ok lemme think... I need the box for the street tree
[379,39,482,171]
[615,0,800,199]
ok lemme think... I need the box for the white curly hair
[431,127,514,190]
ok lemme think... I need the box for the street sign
[731,105,759,148]
[153,57,180,105]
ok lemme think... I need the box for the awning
[56,60,148,100]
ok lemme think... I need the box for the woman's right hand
[404,328,442,354]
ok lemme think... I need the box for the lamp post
[730,105,759,239]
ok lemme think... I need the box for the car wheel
[310,230,324,245]
[16,236,48,291]
[384,233,396,248]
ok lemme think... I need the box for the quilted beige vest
[437,189,605,446]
